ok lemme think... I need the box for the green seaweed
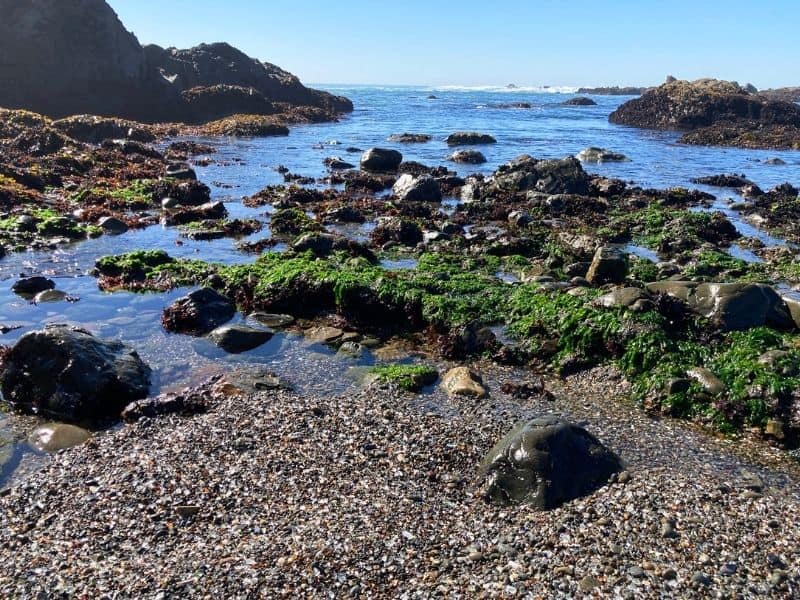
[369,364,439,392]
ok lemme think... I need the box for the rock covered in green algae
[478,417,622,509]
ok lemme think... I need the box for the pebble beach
[2,364,797,598]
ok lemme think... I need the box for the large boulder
[478,417,622,509]
[563,96,597,106]
[392,174,442,202]
[360,148,403,172]
[576,147,628,163]
[692,283,792,331]
[0,324,151,421]
[491,155,590,195]
[162,287,235,335]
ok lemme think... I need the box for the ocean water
[0,86,798,486]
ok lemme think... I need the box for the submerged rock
[388,133,432,143]
[371,217,423,248]
[0,324,151,421]
[478,417,622,509]
[360,148,403,172]
[162,288,235,336]
[208,324,273,353]
[392,173,442,202]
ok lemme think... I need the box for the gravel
[0,362,798,598]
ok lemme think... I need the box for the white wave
[431,84,580,94]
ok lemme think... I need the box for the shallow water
[1,86,798,486]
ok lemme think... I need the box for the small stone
[628,566,645,578]
[661,568,678,580]
[578,575,600,592]
[720,562,738,576]
[303,326,344,345]
[691,572,712,586]
[769,570,788,586]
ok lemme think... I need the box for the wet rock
[165,162,197,180]
[28,423,91,452]
[164,201,227,225]
[323,206,365,224]
[507,210,532,227]
[97,216,128,234]
[449,150,487,164]
[646,280,697,302]
[686,367,726,395]
[248,313,294,328]
[478,417,622,509]
[691,173,754,188]
[392,174,442,202]
[441,367,487,398]
[597,287,646,308]
[162,288,235,336]
[765,418,786,439]
[492,155,590,195]
[304,326,344,345]
[371,217,423,248]
[121,379,218,422]
[324,156,355,170]
[388,133,431,143]
[446,132,497,146]
[33,289,68,303]
[765,157,787,165]
[779,291,800,329]
[0,324,151,421]
[563,96,597,106]
[360,148,403,172]
[208,324,273,353]
[11,276,55,296]
[586,246,628,285]
[692,283,792,331]
[576,147,628,162]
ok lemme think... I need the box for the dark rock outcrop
[478,417,622,509]
[0,0,352,123]
[446,132,497,146]
[491,155,590,195]
[609,79,800,149]
[563,96,597,106]
[0,324,151,421]
[208,324,273,353]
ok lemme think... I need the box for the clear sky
[107,0,799,89]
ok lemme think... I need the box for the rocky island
[610,78,800,149]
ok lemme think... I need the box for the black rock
[360,148,403,172]
[11,276,55,296]
[478,417,622,509]
[162,287,235,335]
[0,324,151,421]
[208,324,273,353]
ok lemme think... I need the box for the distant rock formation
[576,86,648,95]
[0,0,352,123]
[759,87,800,104]
[609,78,800,149]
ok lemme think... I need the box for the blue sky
[108,0,798,89]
